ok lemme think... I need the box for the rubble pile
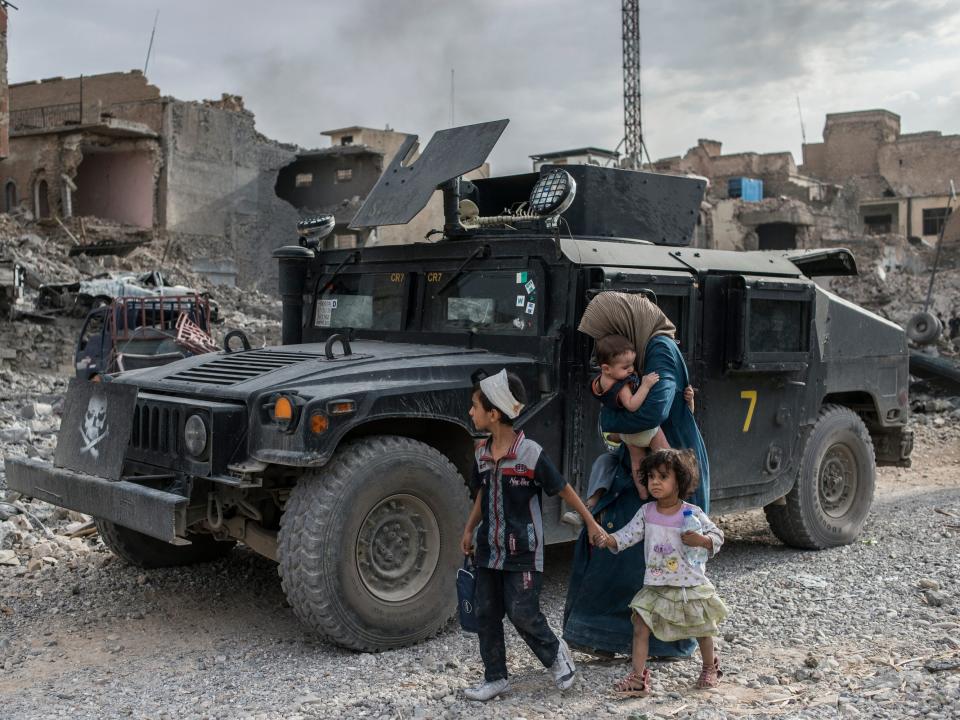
[0,214,282,377]
[828,237,960,332]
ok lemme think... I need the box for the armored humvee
[7,120,912,651]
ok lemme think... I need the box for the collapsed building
[1,71,486,288]
[276,125,489,249]
[650,109,959,254]
[2,71,299,290]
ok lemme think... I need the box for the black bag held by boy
[457,556,479,634]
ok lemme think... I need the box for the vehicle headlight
[184,414,208,457]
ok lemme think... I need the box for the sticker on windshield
[524,280,536,294]
[525,302,536,315]
[512,317,526,330]
[516,295,525,307]
[320,299,338,309]
[516,272,528,284]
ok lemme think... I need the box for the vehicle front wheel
[764,405,876,549]
[95,519,235,568]
[278,435,471,651]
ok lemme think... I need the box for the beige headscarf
[577,292,676,372]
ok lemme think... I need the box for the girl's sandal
[614,667,651,697]
[696,657,723,689]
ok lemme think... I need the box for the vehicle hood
[113,340,534,401]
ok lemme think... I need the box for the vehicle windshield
[314,272,406,331]
[426,270,537,335]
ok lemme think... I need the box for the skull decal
[80,394,109,458]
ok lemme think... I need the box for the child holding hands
[461,369,609,701]
[595,448,728,696]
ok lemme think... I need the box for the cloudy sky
[8,0,960,175]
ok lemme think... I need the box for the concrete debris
[0,210,281,379]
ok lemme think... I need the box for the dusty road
[1,424,958,720]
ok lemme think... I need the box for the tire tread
[764,404,875,550]
[277,435,465,651]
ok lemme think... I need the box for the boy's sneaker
[549,639,577,690]
[560,510,583,528]
[463,678,509,701]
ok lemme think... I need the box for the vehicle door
[75,306,109,379]
[575,267,697,497]
[698,274,815,510]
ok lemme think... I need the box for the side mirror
[297,215,336,252]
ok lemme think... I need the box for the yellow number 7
[740,390,757,432]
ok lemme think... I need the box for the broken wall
[275,150,384,212]
[1,133,59,216]
[0,6,8,160]
[878,133,960,198]
[10,71,162,131]
[162,99,299,290]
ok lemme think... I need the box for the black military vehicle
[7,121,912,651]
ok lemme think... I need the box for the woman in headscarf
[563,292,710,658]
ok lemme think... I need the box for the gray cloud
[7,0,960,175]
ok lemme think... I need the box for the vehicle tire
[278,435,471,651]
[764,405,875,549]
[95,519,235,568]
[905,311,942,346]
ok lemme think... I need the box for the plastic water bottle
[681,509,709,568]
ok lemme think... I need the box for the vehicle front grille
[130,401,182,455]
[164,349,325,387]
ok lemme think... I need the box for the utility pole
[622,1,647,169]
[143,10,159,76]
[796,95,807,146]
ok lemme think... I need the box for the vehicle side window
[426,270,538,335]
[749,298,807,353]
[78,309,106,351]
[654,294,684,340]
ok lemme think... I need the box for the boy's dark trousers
[474,567,560,681]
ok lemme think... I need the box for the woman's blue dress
[563,335,710,656]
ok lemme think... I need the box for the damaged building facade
[2,71,298,289]
[1,69,486,289]
[650,109,958,253]
[276,125,489,249]
[800,110,958,242]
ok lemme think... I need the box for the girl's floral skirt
[628,583,729,642]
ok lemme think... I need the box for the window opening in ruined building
[922,208,951,237]
[340,136,353,146]
[35,179,50,219]
[334,234,357,249]
[295,173,313,187]
[864,214,892,235]
[336,168,353,183]
[5,181,17,213]
[757,222,797,250]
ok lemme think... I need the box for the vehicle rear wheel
[278,435,470,651]
[764,405,875,549]
[95,519,235,568]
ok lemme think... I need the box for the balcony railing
[11,102,82,132]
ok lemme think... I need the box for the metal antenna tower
[622,0,647,169]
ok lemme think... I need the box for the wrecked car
[7,120,912,652]
[37,270,201,316]
[75,294,217,380]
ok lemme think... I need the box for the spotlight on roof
[528,169,577,218]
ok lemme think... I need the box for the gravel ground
[1,419,958,720]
